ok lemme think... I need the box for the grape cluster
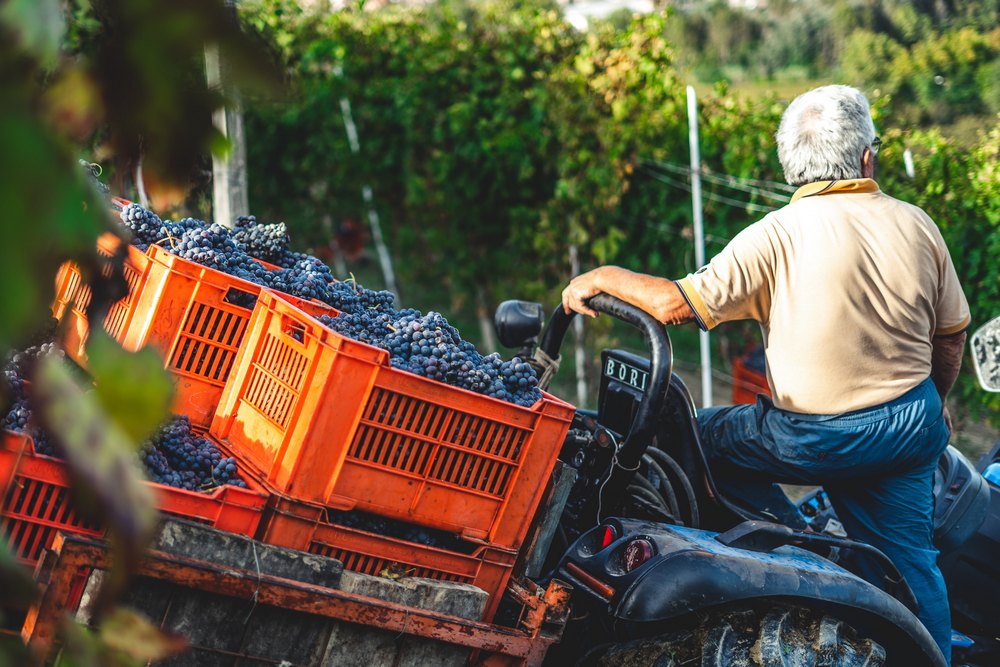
[113,204,340,307]
[159,216,205,240]
[139,416,247,491]
[169,224,244,273]
[232,216,290,263]
[265,255,338,303]
[2,341,63,456]
[2,343,245,491]
[119,204,164,251]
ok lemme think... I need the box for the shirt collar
[790,178,880,203]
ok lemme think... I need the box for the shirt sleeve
[934,238,971,336]
[676,216,777,331]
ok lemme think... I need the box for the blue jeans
[698,377,951,664]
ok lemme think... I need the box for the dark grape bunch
[140,416,247,491]
[2,343,245,491]
[169,223,244,273]
[119,203,164,251]
[232,215,290,263]
[2,341,63,456]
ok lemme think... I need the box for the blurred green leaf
[86,333,174,445]
[0,634,31,667]
[0,0,65,66]
[55,618,123,667]
[99,607,187,662]
[0,540,38,610]
[34,355,159,561]
[54,608,187,667]
[0,106,107,352]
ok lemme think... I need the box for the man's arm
[931,331,966,433]
[931,331,966,401]
[561,265,695,325]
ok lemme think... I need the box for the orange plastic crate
[121,245,336,428]
[731,355,771,405]
[52,233,153,367]
[0,430,269,567]
[259,496,518,622]
[211,292,575,549]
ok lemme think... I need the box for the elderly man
[562,84,968,663]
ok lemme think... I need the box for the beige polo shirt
[677,179,970,414]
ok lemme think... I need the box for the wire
[645,170,778,214]
[646,161,793,203]
[595,430,619,524]
[643,158,798,193]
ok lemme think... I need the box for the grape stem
[156,232,178,249]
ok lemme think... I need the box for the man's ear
[861,147,875,179]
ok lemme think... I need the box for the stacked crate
[30,216,577,624]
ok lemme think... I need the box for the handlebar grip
[541,294,672,472]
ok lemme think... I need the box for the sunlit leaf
[99,607,187,662]
[0,0,65,67]
[42,68,103,142]
[86,333,174,445]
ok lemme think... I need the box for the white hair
[775,85,877,186]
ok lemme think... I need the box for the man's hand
[561,268,606,318]
[943,405,953,436]
[561,265,697,325]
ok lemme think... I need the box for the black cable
[646,447,700,528]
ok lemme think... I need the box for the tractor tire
[582,605,886,667]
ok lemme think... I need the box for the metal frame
[22,533,571,666]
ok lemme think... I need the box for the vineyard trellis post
[687,85,713,408]
[205,0,249,229]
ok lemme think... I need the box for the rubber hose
[627,483,671,517]
[646,447,700,528]
[630,469,668,508]
[642,454,681,517]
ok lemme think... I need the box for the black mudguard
[559,518,946,667]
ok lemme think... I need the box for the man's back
[679,179,970,413]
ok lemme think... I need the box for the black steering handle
[540,293,672,472]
